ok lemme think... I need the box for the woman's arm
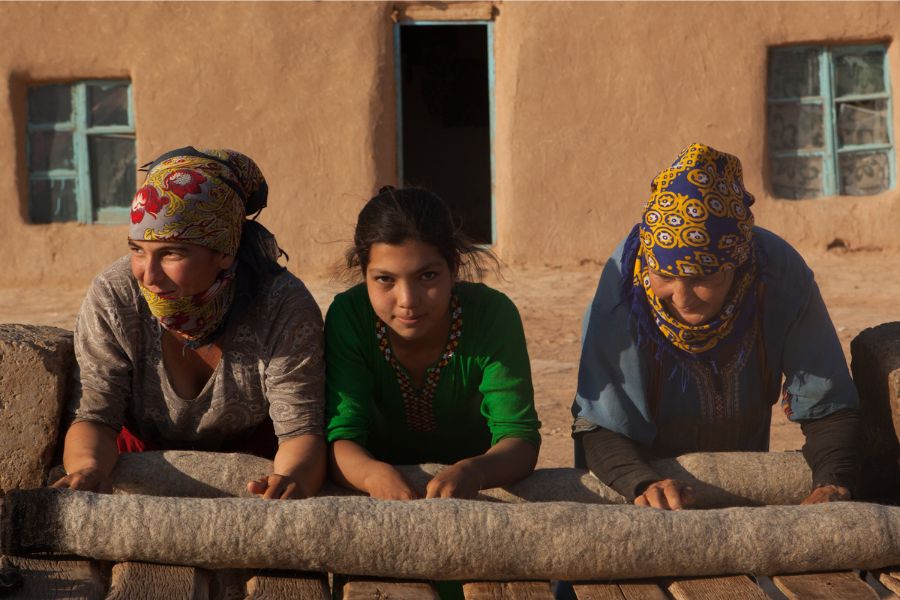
[425,437,538,499]
[247,434,326,499]
[51,420,119,492]
[799,408,860,504]
[329,439,419,500]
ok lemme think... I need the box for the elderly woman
[52,147,325,499]
[571,143,860,509]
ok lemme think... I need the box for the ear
[219,254,236,270]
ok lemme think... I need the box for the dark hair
[346,186,499,280]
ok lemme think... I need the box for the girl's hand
[425,461,484,499]
[362,463,420,500]
[246,473,314,500]
[800,484,851,505]
[634,478,694,510]
[50,467,112,493]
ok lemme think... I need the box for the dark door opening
[397,23,493,244]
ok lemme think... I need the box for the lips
[394,314,425,325]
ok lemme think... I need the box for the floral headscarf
[129,147,268,346]
[626,143,759,357]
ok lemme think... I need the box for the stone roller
[2,488,898,580]
[86,449,813,507]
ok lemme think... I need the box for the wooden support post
[667,575,768,600]
[572,581,668,600]
[106,561,208,600]
[773,571,879,599]
[343,578,439,600]
[1,555,106,600]
[462,581,554,600]
[874,567,900,596]
[245,570,329,600]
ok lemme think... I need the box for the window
[27,80,136,224]
[767,44,895,199]
[396,22,494,244]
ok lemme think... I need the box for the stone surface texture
[0,324,74,493]
[79,450,813,508]
[3,488,899,580]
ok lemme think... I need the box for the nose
[395,281,419,310]
[141,256,169,293]
[669,279,698,307]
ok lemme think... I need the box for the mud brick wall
[0,324,73,492]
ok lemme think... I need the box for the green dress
[325,281,541,463]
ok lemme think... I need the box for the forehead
[128,239,205,253]
[367,240,447,273]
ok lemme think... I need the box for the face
[365,239,455,345]
[129,239,234,298]
[647,268,735,326]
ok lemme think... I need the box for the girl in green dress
[325,186,542,500]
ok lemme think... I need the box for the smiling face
[365,239,455,346]
[129,239,234,299]
[647,267,735,326]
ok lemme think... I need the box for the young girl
[53,147,326,500]
[325,186,542,500]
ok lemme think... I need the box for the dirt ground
[1,247,897,469]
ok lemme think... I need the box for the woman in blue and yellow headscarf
[53,147,326,499]
[571,143,861,509]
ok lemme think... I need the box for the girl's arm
[425,437,538,499]
[247,434,326,499]
[329,439,419,500]
[51,420,119,492]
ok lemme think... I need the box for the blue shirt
[571,227,858,458]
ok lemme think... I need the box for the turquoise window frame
[27,80,135,224]
[393,20,496,244]
[767,44,895,198]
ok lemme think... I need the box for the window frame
[27,79,135,224]
[767,43,895,198]
[393,20,497,244]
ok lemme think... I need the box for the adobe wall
[0,2,897,287]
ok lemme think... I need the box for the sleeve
[476,292,542,448]
[571,255,657,447]
[800,408,862,494]
[780,267,859,422]
[69,275,134,432]
[579,426,663,501]
[324,295,376,445]
[262,284,326,440]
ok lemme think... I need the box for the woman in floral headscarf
[52,147,325,499]
[571,143,860,509]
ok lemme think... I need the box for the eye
[420,271,439,281]
[374,275,394,284]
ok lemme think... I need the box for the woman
[325,186,542,501]
[571,143,860,509]
[52,147,326,499]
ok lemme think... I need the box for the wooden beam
[106,561,208,600]
[773,571,879,600]
[463,581,554,600]
[246,570,329,600]
[668,575,768,600]
[392,2,495,23]
[1,555,106,600]
[344,578,439,599]
[573,581,668,600]
[875,567,900,596]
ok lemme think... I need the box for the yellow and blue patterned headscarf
[129,147,269,346]
[625,143,760,358]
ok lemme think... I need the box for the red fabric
[116,419,278,459]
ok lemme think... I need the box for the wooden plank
[463,581,554,600]
[667,575,768,600]
[875,568,900,596]
[573,581,668,600]
[773,571,879,600]
[246,570,329,600]
[343,578,439,600]
[2,555,107,600]
[393,2,495,22]
[105,561,208,600]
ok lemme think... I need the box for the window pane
[834,48,886,97]
[839,151,891,195]
[771,156,824,199]
[28,84,72,124]
[89,135,136,210]
[29,179,78,223]
[88,82,130,127]
[836,100,890,147]
[767,103,825,151]
[768,48,820,99]
[29,130,74,171]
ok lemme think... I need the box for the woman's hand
[425,461,484,499]
[634,478,695,510]
[50,467,112,493]
[800,484,851,505]
[362,463,420,500]
[246,473,316,500]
